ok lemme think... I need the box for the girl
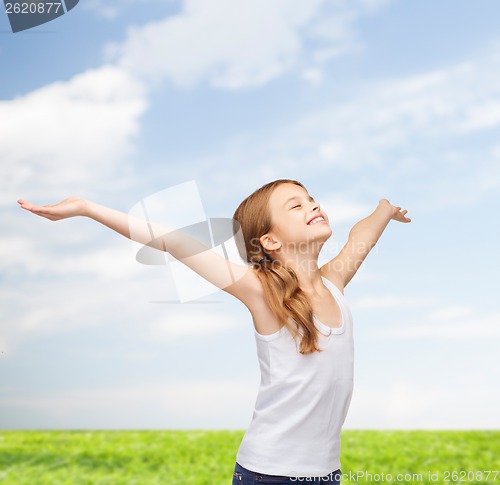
[18,179,411,484]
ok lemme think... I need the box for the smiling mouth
[307,216,326,225]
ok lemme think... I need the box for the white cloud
[0,0,397,216]
[0,235,140,279]
[82,0,164,20]
[147,306,242,341]
[0,256,179,355]
[82,0,119,19]
[0,335,8,356]
[0,57,148,351]
[0,244,244,353]
[155,43,500,213]
[4,0,500,434]
[109,0,392,90]
[301,67,324,86]
[287,58,500,171]
[354,295,437,310]
[369,309,500,340]
[3,374,499,430]
[346,379,500,429]
[0,65,147,206]
[0,378,259,428]
[319,195,374,224]
[428,305,474,321]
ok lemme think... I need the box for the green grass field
[0,430,498,484]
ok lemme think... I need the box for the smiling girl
[18,179,411,484]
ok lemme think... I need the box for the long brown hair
[233,179,323,354]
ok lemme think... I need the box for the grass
[0,430,498,484]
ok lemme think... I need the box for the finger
[19,201,38,211]
[18,200,36,211]
[19,201,52,214]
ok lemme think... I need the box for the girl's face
[263,183,332,254]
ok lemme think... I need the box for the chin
[313,226,332,243]
[319,222,332,234]
[324,226,333,239]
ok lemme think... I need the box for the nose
[311,201,320,212]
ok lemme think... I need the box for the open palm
[392,206,411,223]
[17,197,86,221]
[379,199,411,223]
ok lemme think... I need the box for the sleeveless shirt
[235,276,354,478]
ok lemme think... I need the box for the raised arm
[320,199,411,288]
[17,197,263,304]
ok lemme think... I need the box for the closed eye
[291,205,301,209]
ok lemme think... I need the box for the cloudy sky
[1,0,499,431]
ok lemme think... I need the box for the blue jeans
[232,461,342,484]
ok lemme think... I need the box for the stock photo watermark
[128,181,247,304]
[288,469,499,482]
[3,0,79,32]
[129,180,377,304]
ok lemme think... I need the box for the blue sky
[1,0,499,430]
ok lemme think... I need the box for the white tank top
[236,276,354,478]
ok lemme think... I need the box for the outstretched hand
[379,199,411,223]
[17,197,87,221]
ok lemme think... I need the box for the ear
[259,233,282,253]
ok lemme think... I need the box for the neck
[276,247,324,294]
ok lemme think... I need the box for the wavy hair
[233,179,322,354]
